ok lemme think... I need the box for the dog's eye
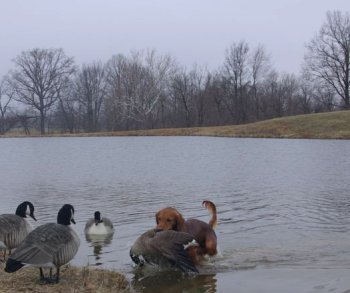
[166,218,171,222]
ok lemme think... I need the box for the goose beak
[30,213,37,221]
[71,218,76,224]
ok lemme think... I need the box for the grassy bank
[3,111,350,139]
[66,111,350,139]
[0,262,130,293]
[102,111,350,139]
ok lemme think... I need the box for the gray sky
[0,0,349,78]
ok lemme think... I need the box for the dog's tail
[202,200,217,229]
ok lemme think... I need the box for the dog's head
[155,207,185,231]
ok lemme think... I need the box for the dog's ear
[175,212,185,231]
[155,211,159,225]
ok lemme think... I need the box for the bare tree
[223,41,250,123]
[105,53,140,130]
[297,72,335,114]
[280,73,299,116]
[190,66,212,126]
[314,82,337,112]
[8,48,75,134]
[0,78,17,134]
[208,74,228,125]
[169,69,194,127]
[75,62,107,132]
[249,45,270,120]
[168,66,225,127]
[260,70,280,118]
[106,50,174,129]
[54,80,80,133]
[298,77,316,114]
[16,109,37,135]
[304,10,350,109]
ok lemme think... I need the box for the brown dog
[155,200,217,264]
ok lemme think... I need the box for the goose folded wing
[149,230,198,272]
[103,218,114,228]
[0,215,26,234]
[10,223,78,266]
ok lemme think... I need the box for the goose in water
[5,204,80,283]
[130,229,199,273]
[0,201,37,260]
[84,211,114,235]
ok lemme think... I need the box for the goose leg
[39,268,56,284]
[39,268,45,280]
[56,267,60,283]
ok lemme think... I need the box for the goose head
[57,204,76,225]
[94,211,103,225]
[15,201,37,221]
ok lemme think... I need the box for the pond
[1,136,350,292]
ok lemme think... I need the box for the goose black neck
[94,211,101,221]
[57,204,74,225]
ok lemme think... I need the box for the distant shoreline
[2,111,350,140]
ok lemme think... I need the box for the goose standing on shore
[5,204,80,283]
[0,201,37,260]
[84,211,114,235]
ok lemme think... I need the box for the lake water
[1,136,350,292]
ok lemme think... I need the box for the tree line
[0,10,349,135]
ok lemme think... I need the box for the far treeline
[0,10,349,135]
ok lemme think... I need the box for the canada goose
[5,204,80,283]
[130,229,199,273]
[0,201,37,260]
[84,211,114,235]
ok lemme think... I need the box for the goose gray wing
[102,217,114,230]
[10,223,80,267]
[131,229,198,272]
[150,230,198,272]
[0,214,31,249]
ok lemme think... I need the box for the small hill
[101,111,350,139]
[3,111,350,139]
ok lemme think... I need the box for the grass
[2,111,350,139]
[67,111,350,139]
[125,110,350,139]
[0,261,130,293]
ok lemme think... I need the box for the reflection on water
[85,233,114,266]
[131,268,217,293]
[1,137,350,292]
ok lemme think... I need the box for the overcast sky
[0,0,349,78]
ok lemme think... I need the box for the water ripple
[1,137,350,275]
